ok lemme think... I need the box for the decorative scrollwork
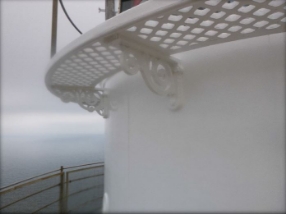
[119,44,184,110]
[167,64,184,110]
[120,46,140,75]
[139,53,175,96]
[54,87,109,118]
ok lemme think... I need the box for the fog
[1,0,108,187]
[1,0,106,138]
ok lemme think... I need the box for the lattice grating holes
[49,0,286,90]
[51,42,122,87]
[123,0,286,53]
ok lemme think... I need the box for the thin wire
[58,0,82,34]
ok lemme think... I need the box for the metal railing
[0,162,104,213]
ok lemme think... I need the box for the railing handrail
[0,162,104,213]
[62,161,104,170]
[68,173,104,184]
[0,169,61,191]
[0,183,60,210]
[0,172,62,196]
[0,162,103,191]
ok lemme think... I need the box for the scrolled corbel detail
[119,44,184,110]
[54,87,109,118]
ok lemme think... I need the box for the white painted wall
[104,33,285,212]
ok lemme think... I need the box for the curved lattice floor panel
[46,0,286,117]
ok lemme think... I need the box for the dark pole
[105,0,115,20]
[59,166,65,213]
[51,0,58,58]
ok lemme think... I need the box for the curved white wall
[104,33,285,212]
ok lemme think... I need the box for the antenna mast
[105,0,115,20]
[51,0,58,57]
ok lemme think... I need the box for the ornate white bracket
[119,40,184,110]
[53,87,109,118]
[102,34,185,110]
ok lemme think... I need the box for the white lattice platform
[45,0,286,117]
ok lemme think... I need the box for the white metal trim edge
[45,0,286,117]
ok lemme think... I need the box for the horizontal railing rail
[32,197,62,214]
[0,183,60,210]
[0,169,61,192]
[68,196,103,213]
[62,162,104,170]
[65,184,104,199]
[0,162,104,213]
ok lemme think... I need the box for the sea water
[0,134,105,212]
[0,134,105,188]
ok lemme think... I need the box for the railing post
[59,166,65,213]
[65,172,69,212]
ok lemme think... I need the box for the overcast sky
[1,0,108,138]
